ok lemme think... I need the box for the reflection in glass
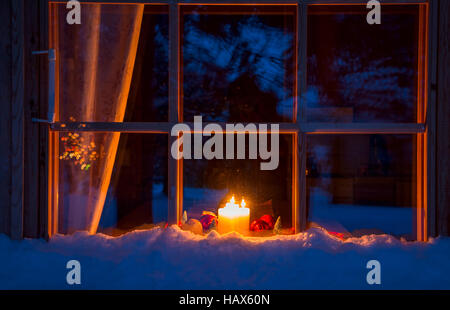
[182,5,296,122]
[307,135,416,239]
[125,5,169,122]
[58,133,168,235]
[307,5,422,122]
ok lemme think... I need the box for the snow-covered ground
[1,226,449,290]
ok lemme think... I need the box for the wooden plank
[298,2,307,124]
[11,0,25,240]
[298,132,307,232]
[416,2,432,241]
[301,123,426,134]
[61,0,172,3]
[23,0,41,238]
[168,2,180,225]
[51,122,171,132]
[425,0,438,239]
[417,132,426,241]
[50,122,300,133]
[296,2,307,233]
[292,134,299,232]
[305,0,427,4]
[50,121,425,135]
[179,0,298,3]
[50,0,425,3]
[437,0,450,236]
[48,0,60,237]
[0,0,12,236]
[39,0,50,239]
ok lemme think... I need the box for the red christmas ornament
[200,214,217,231]
[250,219,270,231]
[250,214,275,231]
[260,215,275,229]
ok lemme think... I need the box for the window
[304,3,428,241]
[48,1,430,240]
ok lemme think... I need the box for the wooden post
[11,0,25,240]
[437,0,450,236]
[424,0,438,239]
[39,0,50,239]
[0,0,12,236]
[168,1,181,225]
[23,0,41,238]
[296,2,307,233]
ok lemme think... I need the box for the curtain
[51,3,144,234]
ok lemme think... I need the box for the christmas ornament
[273,216,282,234]
[182,210,188,225]
[260,215,275,229]
[181,219,203,235]
[250,214,275,231]
[209,218,217,231]
[199,211,217,231]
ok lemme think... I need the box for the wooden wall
[437,0,450,236]
[0,0,448,239]
[0,0,45,239]
[0,0,13,237]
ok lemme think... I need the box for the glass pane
[306,5,423,122]
[50,4,169,122]
[181,5,296,123]
[57,133,168,235]
[125,6,169,122]
[183,134,293,236]
[307,134,416,239]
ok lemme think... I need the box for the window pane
[50,4,168,122]
[307,134,416,239]
[125,6,169,122]
[182,5,296,123]
[183,134,293,235]
[306,5,423,122]
[57,133,168,235]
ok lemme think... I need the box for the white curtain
[51,3,144,234]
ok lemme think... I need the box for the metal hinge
[32,49,56,124]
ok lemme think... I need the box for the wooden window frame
[41,0,437,241]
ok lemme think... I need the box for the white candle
[218,196,250,235]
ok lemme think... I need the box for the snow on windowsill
[1,226,449,289]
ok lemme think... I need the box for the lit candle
[218,196,250,235]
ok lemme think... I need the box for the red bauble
[260,215,275,229]
[199,214,216,231]
[250,214,275,231]
[250,219,271,231]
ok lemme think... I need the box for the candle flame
[220,195,250,219]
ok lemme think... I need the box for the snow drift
[1,226,449,289]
